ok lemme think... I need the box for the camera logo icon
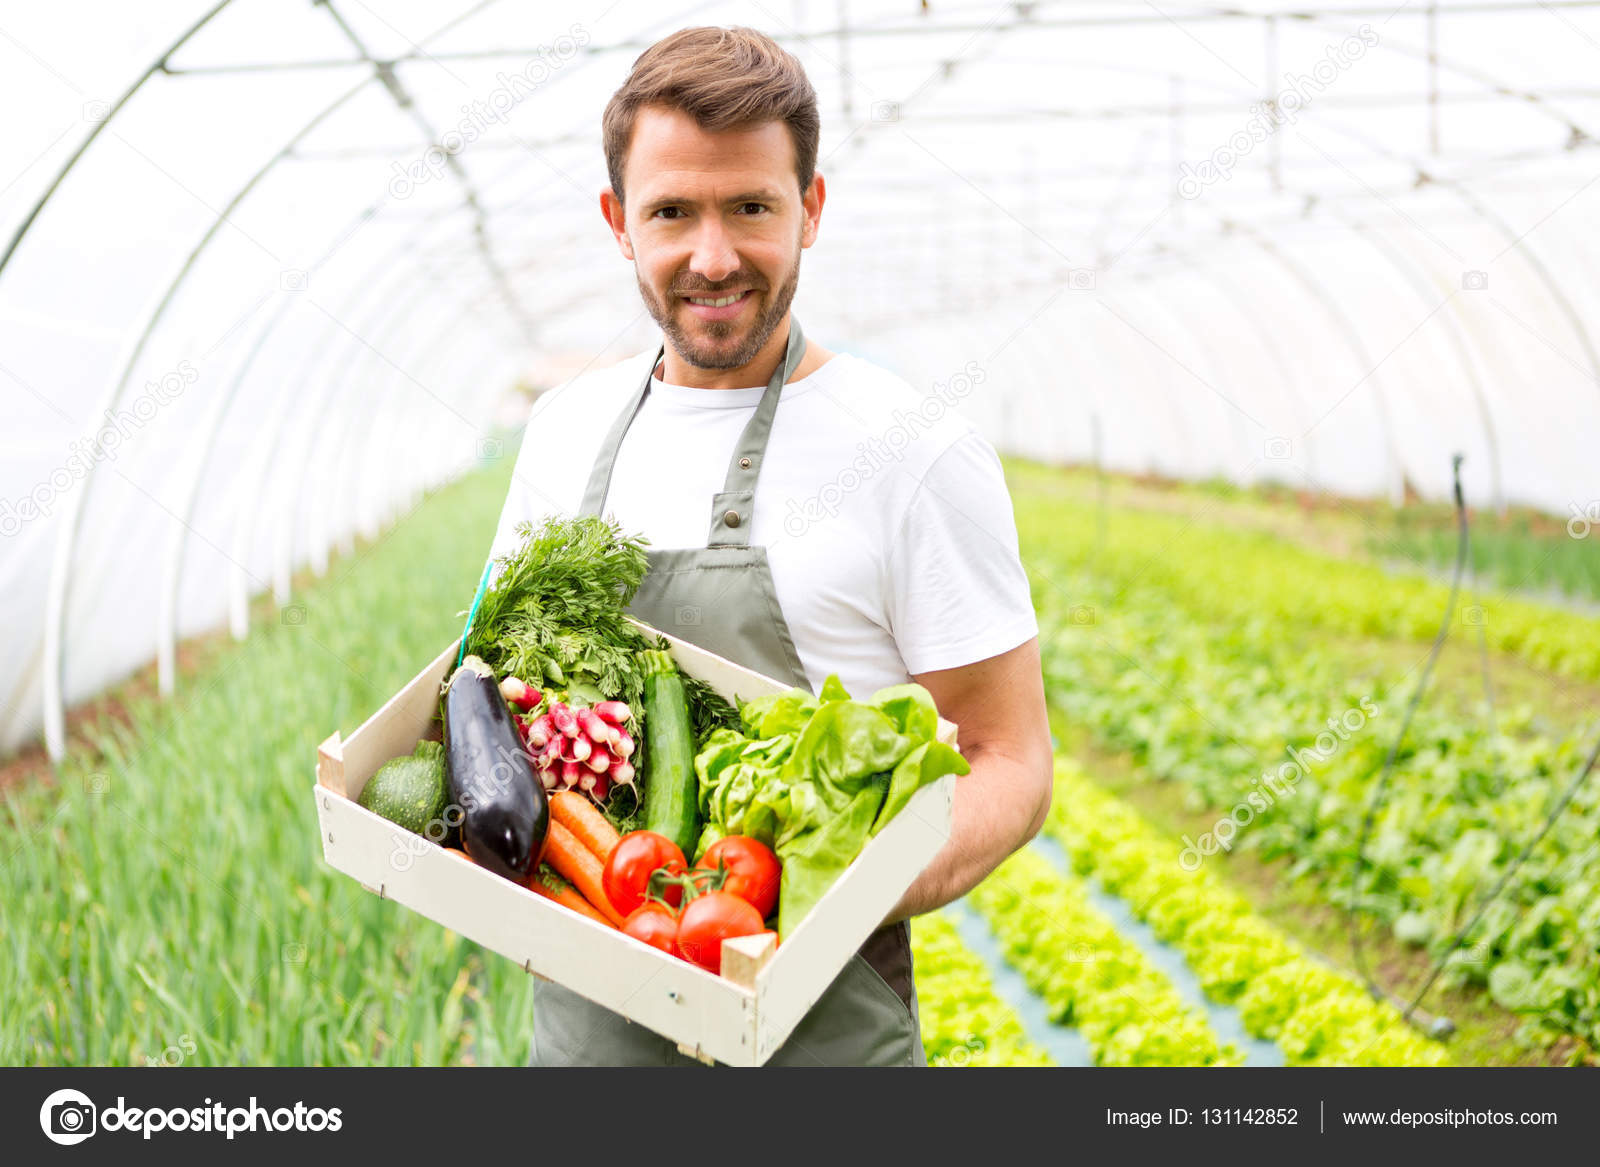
[40,1088,97,1145]
[1461,270,1488,291]
[674,605,702,626]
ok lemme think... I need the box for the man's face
[604,105,822,372]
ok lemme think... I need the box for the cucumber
[640,649,700,855]
[359,739,447,835]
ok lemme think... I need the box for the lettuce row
[1047,759,1450,1066]
[968,849,1242,1066]
[1012,483,1600,682]
[911,911,1053,1067]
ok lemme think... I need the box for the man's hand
[883,636,1053,924]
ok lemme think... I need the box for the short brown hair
[602,26,819,205]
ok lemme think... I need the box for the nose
[687,216,740,284]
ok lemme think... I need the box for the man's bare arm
[883,636,1053,923]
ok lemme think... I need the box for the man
[489,25,1052,1066]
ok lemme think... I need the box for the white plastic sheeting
[3,1,1599,758]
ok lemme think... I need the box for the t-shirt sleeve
[883,430,1039,675]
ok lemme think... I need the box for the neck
[659,313,795,390]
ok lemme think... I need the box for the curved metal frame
[38,1,518,756]
[13,0,1600,758]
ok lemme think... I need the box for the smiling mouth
[679,289,754,307]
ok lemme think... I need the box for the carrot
[549,791,621,861]
[530,875,617,929]
[543,820,626,927]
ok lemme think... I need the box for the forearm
[882,744,1051,924]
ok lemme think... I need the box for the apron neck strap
[577,317,807,551]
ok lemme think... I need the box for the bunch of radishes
[500,677,635,800]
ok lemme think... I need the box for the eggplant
[443,655,549,882]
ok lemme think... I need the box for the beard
[636,242,802,373]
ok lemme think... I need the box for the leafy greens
[694,675,969,938]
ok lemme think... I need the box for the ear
[800,171,825,249]
[600,187,634,260]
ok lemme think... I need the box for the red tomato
[698,836,781,920]
[602,831,687,917]
[676,891,765,974]
[622,903,679,956]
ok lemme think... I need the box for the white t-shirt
[487,341,1037,698]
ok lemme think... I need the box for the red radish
[526,714,553,749]
[612,761,635,787]
[537,737,561,768]
[560,760,583,788]
[585,746,612,774]
[579,771,613,800]
[613,730,635,759]
[551,703,579,737]
[500,677,540,711]
[539,767,558,790]
[569,735,592,763]
[577,708,611,743]
[594,701,631,725]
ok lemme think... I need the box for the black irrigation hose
[1349,455,1469,1005]
[1401,728,1600,1022]
[1350,453,1600,1037]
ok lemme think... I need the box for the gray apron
[529,317,926,1067]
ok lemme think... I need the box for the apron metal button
[739,457,751,469]
[724,510,741,528]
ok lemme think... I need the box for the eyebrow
[637,189,786,214]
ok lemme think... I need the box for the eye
[736,202,768,215]
[652,206,684,220]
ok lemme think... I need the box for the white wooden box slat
[313,622,956,1066]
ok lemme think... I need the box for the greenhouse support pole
[1237,224,1408,505]
[297,289,502,578]
[1340,212,1505,514]
[40,277,189,761]
[156,296,295,695]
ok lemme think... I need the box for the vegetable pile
[350,514,964,981]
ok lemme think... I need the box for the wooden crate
[312,622,957,1066]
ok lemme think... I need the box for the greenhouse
[4,0,1599,1085]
